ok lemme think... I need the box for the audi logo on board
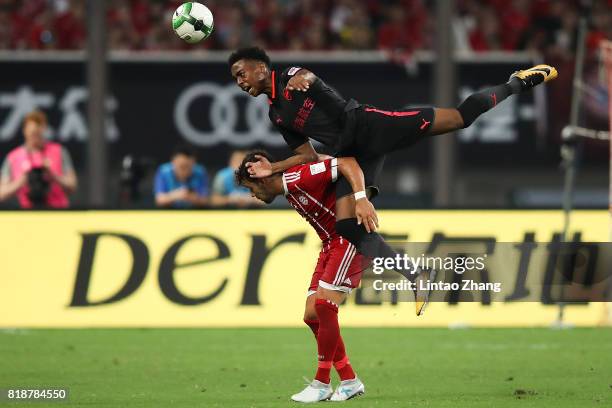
[173,82,286,147]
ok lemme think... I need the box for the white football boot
[330,377,365,401]
[290,379,333,403]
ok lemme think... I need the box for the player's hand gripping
[286,75,311,92]
[246,155,273,178]
[355,197,379,233]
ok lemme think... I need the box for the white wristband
[354,191,367,200]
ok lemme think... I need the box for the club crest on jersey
[298,195,309,206]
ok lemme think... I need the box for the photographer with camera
[0,111,77,209]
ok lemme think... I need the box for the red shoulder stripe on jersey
[267,70,276,104]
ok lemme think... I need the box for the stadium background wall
[0,210,608,328]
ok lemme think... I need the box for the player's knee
[303,313,317,323]
[334,218,352,236]
[316,286,347,306]
[457,93,490,128]
[304,303,317,321]
[449,109,465,129]
[314,297,339,315]
[335,218,365,246]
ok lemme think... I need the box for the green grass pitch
[1,328,611,407]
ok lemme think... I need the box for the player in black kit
[228,46,558,279]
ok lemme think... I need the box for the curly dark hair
[228,46,271,69]
[235,150,275,186]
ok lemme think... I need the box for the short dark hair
[228,47,271,69]
[235,150,275,186]
[172,144,197,159]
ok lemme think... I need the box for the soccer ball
[172,2,214,44]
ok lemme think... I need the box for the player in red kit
[235,151,379,403]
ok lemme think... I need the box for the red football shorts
[308,236,369,295]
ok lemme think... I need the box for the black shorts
[335,154,385,200]
[352,105,436,158]
[335,105,434,199]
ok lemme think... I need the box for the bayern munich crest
[298,195,309,206]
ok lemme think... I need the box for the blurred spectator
[468,5,502,51]
[0,110,77,209]
[338,4,374,49]
[377,1,428,53]
[498,0,531,50]
[53,0,85,49]
[210,150,264,208]
[154,144,209,208]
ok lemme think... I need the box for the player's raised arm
[336,157,379,233]
[285,69,346,120]
[246,141,318,178]
[285,69,316,92]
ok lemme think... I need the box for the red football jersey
[282,158,339,243]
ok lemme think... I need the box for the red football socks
[334,352,356,381]
[305,307,356,381]
[314,298,340,384]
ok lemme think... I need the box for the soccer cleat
[290,379,333,403]
[509,64,558,92]
[415,268,437,316]
[330,377,365,401]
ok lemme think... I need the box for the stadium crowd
[0,0,611,56]
[0,108,260,209]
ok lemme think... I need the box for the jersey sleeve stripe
[331,158,338,182]
[282,174,289,195]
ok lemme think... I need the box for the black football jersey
[267,67,350,150]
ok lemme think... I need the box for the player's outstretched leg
[457,63,558,128]
[429,64,558,135]
[335,218,427,282]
